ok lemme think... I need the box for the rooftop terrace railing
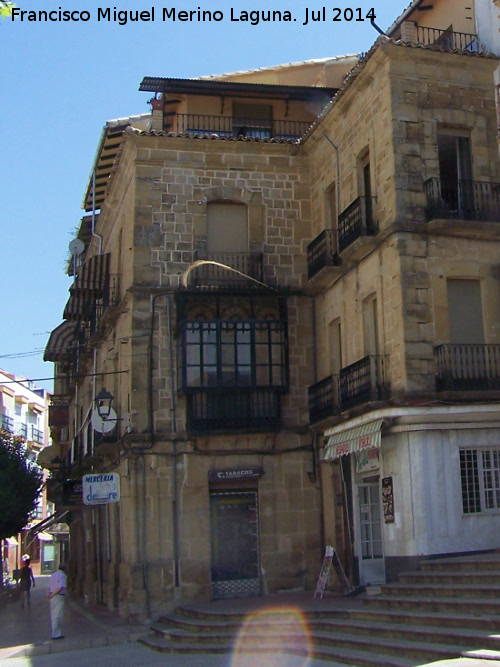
[404,26,486,53]
[165,114,313,141]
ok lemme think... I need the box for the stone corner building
[42,0,500,620]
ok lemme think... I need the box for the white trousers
[50,594,65,638]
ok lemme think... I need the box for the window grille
[460,447,500,513]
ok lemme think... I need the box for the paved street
[0,575,499,667]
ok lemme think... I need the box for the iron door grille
[210,491,261,599]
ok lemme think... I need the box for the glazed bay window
[460,447,500,514]
[181,319,287,390]
[179,318,288,433]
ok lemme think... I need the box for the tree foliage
[0,2,15,19]
[0,432,44,542]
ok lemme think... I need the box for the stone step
[380,582,500,599]
[398,570,500,586]
[350,606,500,632]
[419,555,500,572]
[152,615,500,651]
[139,635,430,667]
[365,594,500,615]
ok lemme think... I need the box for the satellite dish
[91,407,117,434]
[69,238,85,256]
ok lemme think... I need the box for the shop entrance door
[210,491,260,599]
[358,481,385,585]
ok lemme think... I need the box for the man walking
[47,562,67,640]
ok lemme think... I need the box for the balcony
[165,114,313,141]
[89,275,120,338]
[1,414,14,432]
[187,388,281,433]
[435,344,500,392]
[15,422,28,438]
[309,355,390,423]
[307,230,340,281]
[340,355,390,410]
[425,178,500,223]
[308,375,337,424]
[338,196,378,254]
[405,26,485,54]
[30,426,44,444]
[189,251,264,289]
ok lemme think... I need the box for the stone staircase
[140,554,500,665]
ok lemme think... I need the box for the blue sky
[0,0,405,390]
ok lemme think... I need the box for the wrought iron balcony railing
[339,355,390,411]
[338,196,378,253]
[307,229,340,279]
[15,422,28,438]
[309,355,389,423]
[435,344,500,392]
[187,388,281,433]
[189,251,264,289]
[425,178,500,222]
[89,275,120,337]
[308,375,337,424]
[165,114,313,141]
[406,26,485,54]
[30,426,44,444]
[1,414,14,432]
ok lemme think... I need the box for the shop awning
[323,419,384,461]
[44,321,77,362]
[37,531,54,542]
[72,253,110,296]
[29,511,68,536]
[63,292,93,321]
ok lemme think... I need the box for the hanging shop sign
[62,479,84,506]
[82,473,120,505]
[355,447,380,474]
[208,466,264,483]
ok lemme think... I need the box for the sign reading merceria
[83,473,120,505]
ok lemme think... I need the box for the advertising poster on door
[382,476,394,523]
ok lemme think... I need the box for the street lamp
[95,388,114,421]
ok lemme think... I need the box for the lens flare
[230,606,313,667]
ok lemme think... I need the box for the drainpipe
[370,18,387,36]
[166,295,180,591]
[91,170,102,255]
[90,169,101,455]
[147,292,180,600]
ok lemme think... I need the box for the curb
[0,629,148,659]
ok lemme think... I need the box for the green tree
[0,2,15,19]
[0,432,43,543]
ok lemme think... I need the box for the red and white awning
[323,419,383,461]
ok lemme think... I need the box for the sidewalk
[0,577,499,666]
[0,574,147,660]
